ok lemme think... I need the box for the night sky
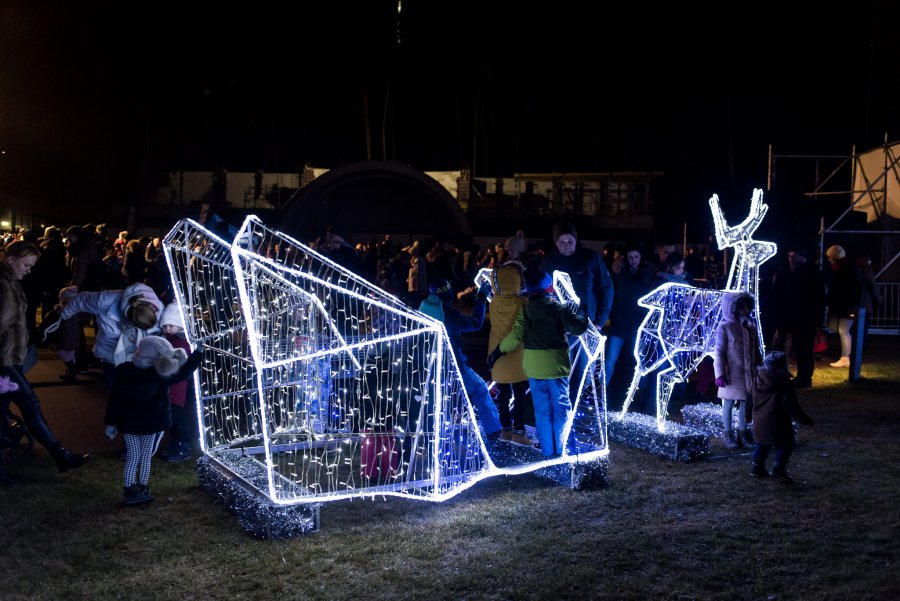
[2,1,898,236]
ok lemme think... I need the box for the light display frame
[617,189,776,431]
[163,217,609,509]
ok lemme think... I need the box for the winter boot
[749,462,768,478]
[123,484,154,506]
[51,444,91,473]
[770,465,794,483]
[166,442,192,463]
[723,430,739,449]
[58,361,79,383]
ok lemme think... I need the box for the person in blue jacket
[418,278,502,439]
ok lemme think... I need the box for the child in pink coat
[714,292,762,449]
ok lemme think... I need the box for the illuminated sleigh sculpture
[615,189,775,449]
[163,216,608,536]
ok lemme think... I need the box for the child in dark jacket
[496,269,589,457]
[104,335,203,506]
[750,351,815,482]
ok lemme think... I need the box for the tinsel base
[533,455,611,490]
[682,402,747,437]
[485,435,611,489]
[197,455,320,539]
[608,412,709,462]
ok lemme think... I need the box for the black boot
[51,444,91,473]
[123,484,154,506]
[58,361,79,383]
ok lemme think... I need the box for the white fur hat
[160,303,185,331]
[133,335,187,377]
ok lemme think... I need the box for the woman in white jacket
[59,282,163,391]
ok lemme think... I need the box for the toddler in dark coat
[750,351,815,482]
[104,335,203,506]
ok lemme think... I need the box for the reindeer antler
[709,188,768,249]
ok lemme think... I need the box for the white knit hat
[133,335,187,377]
[826,245,846,261]
[159,302,185,331]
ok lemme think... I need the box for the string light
[163,216,610,512]
[617,188,776,432]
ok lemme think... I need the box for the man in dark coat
[540,221,614,405]
[770,247,826,388]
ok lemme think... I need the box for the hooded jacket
[60,282,163,364]
[752,360,814,445]
[487,263,527,384]
[105,349,203,435]
[714,292,761,401]
[499,292,589,379]
[418,293,486,367]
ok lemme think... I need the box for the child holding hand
[104,335,202,506]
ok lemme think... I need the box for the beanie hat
[160,302,185,331]
[552,221,577,241]
[65,226,86,241]
[504,235,526,255]
[525,269,553,295]
[763,350,790,377]
[826,245,846,261]
[428,278,453,302]
[133,335,188,377]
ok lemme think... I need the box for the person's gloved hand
[0,375,19,394]
[486,348,504,369]
[715,376,727,388]
[104,425,118,440]
[476,282,492,301]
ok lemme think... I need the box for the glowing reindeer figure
[619,188,776,431]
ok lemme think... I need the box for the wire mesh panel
[165,217,611,508]
[162,220,261,452]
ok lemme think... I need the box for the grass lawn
[1,337,898,601]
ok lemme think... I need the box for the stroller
[1,375,33,461]
[2,409,34,461]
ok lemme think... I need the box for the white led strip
[619,189,776,431]
[163,217,609,506]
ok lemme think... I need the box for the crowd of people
[0,218,882,493]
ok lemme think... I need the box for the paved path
[19,334,899,462]
[20,359,118,459]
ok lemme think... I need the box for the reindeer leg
[619,368,643,420]
[654,367,682,431]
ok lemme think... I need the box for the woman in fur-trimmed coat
[0,241,90,480]
[714,291,762,449]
